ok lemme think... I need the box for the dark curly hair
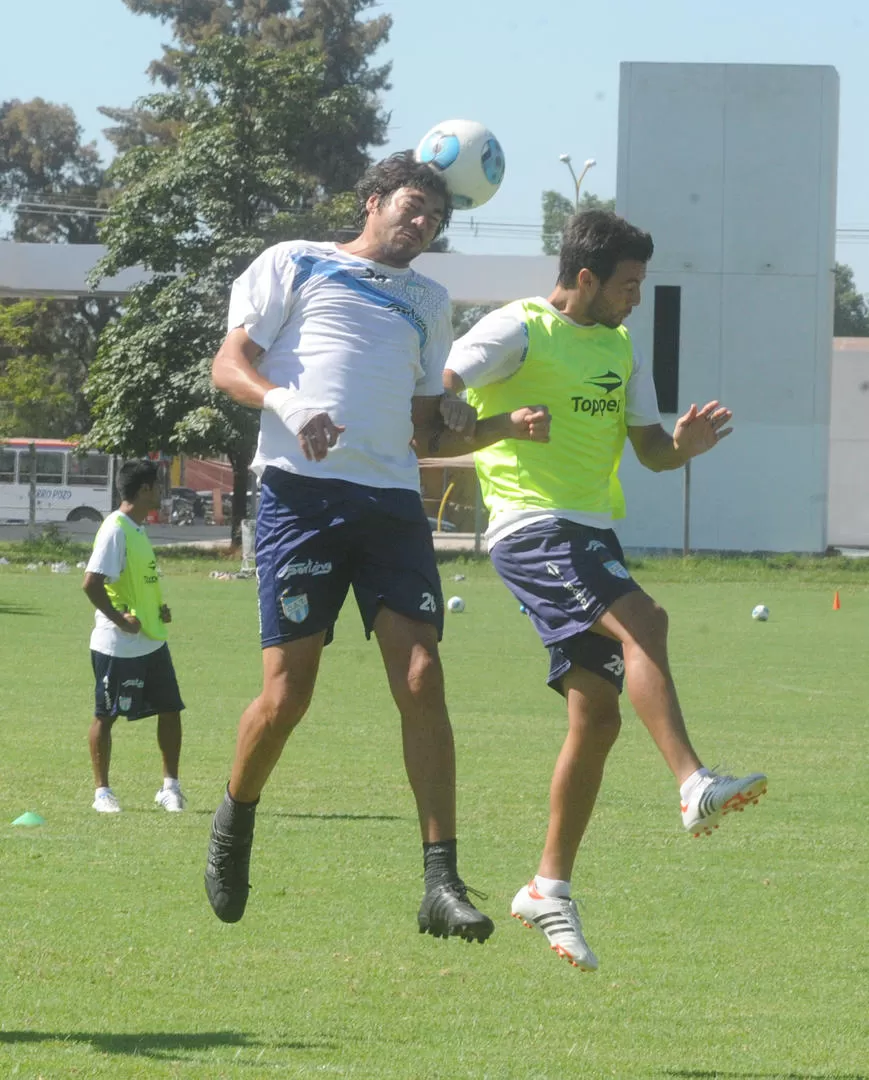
[558,210,654,287]
[355,150,453,237]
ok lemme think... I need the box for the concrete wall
[615,62,839,553]
[828,338,869,546]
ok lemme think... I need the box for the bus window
[68,453,110,486]
[0,449,16,484]
[36,452,65,485]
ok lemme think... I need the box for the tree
[102,0,392,185]
[541,189,616,255]
[0,98,105,244]
[834,262,869,337]
[86,34,375,543]
[0,301,73,437]
[0,98,118,437]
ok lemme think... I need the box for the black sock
[214,785,258,834]
[423,839,458,890]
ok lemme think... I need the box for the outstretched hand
[673,400,732,460]
[509,405,551,442]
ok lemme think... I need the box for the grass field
[0,553,867,1079]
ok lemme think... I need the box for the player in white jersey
[204,151,551,942]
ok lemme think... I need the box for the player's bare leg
[89,716,113,790]
[89,715,121,812]
[374,607,493,943]
[595,591,701,783]
[538,668,621,881]
[596,591,767,836]
[512,667,618,971]
[155,711,186,811]
[205,633,325,922]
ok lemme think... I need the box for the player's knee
[595,708,622,749]
[401,646,445,706]
[260,676,315,730]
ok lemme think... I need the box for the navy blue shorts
[91,644,185,721]
[489,518,641,694]
[256,467,444,648]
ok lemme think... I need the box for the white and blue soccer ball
[415,119,505,209]
[751,604,770,621]
[447,595,466,614]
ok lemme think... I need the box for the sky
[3,0,869,291]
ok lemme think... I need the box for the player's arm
[412,392,550,458]
[212,328,344,462]
[628,401,733,472]
[82,572,141,634]
[212,327,270,408]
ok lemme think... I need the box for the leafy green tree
[0,98,118,436]
[0,301,73,437]
[541,189,616,255]
[86,35,373,542]
[834,262,869,337]
[102,0,392,185]
[0,98,105,244]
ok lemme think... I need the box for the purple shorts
[257,467,444,648]
[489,518,640,694]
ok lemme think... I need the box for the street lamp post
[559,153,597,210]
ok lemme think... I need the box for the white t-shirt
[228,240,453,491]
[447,299,662,546]
[86,511,165,659]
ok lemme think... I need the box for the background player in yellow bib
[82,459,186,814]
[445,210,767,971]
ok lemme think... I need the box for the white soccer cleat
[155,786,187,812]
[681,771,767,837]
[511,882,598,971]
[92,789,121,813]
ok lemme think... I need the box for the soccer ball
[447,596,465,614]
[415,119,505,209]
[751,604,770,621]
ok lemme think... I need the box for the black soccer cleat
[204,813,255,923]
[417,880,495,943]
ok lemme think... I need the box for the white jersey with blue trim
[228,240,452,491]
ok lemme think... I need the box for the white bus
[0,438,117,523]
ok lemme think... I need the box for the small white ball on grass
[447,596,465,613]
[751,604,769,621]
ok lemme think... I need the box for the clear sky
[3,0,869,290]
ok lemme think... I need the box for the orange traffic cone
[833,591,841,610]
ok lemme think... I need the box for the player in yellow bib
[445,211,767,971]
[83,460,186,814]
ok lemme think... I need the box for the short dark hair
[118,459,159,502]
[355,150,452,236]
[558,210,654,287]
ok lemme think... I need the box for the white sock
[95,786,112,797]
[534,875,571,899]
[680,768,711,801]
[162,777,180,792]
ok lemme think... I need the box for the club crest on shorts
[280,590,309,624]
[604,559,630,580]
[118,696,133,713]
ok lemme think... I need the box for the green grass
[0,558,866,1079]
